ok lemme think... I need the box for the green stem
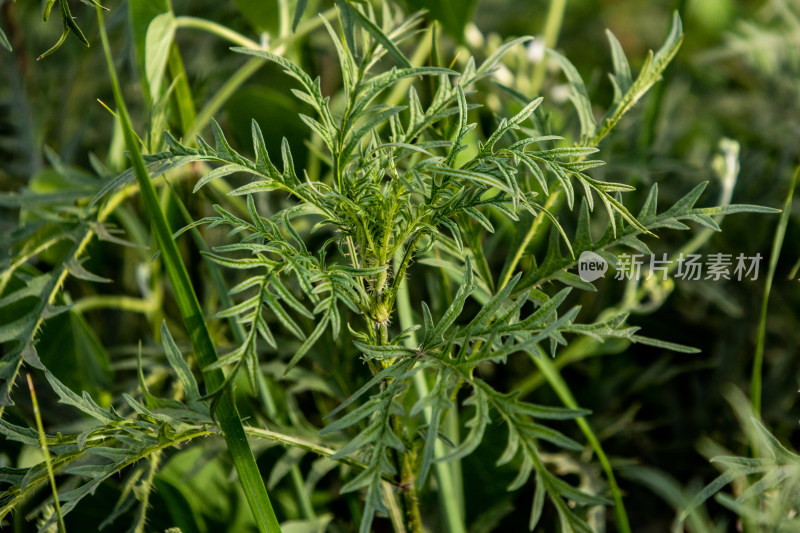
[387,232,424,310]
[174,16,261,48]
[170,183,313,522]
[289,464,315,519]
[375,291,421,533]
[498,190,561,291]
[382,482,407,533]
[0,235,73,295]
[515,336,601,396]
[530,0,567,95]
[96,7,281,533]
[169,182,283,419]
[515,203,727,397]
[26,374,66,533]
[168,44,197,136]
[751,164,798,419]
[382,25,433,108]
[395,253,467,533]
[277,0,290,40]
[513,145,750,530]
[518,147,744,392]
[72,295,155,314]
[399,445,423,533]
[0,179,133,421]
[133,452,161,533]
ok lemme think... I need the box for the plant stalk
[498,190,562,290]
[399,443,423,533]
[167,44,197,136]
[133,452,161,533]
[395,253,467,533]
[168,184,315,519]
[377,294,422,533]
[175,16,261,48]
[186,56,265,141]
[27,373,66,533]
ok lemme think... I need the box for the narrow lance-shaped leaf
[436,385,489,463]
[606,29,632,100]
[160,322,201,405]
[424,258,475,348]
[547,49,597,142]
[341,1,412,68]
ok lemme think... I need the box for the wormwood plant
[678,386,800,533]
[0,2,780,532]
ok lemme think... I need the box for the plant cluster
[0,1,789,532]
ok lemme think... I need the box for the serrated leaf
[326,359,415,420]
[630,334,700,354]
[342,106,405,162]
[462,273,520,337]
[474,36,533,80]
[428,166,513,195]
[606,29,632,100]
[193,163,251,192]
[65,257,112,283]
[44,371,115,424]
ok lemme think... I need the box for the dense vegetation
[1,1,798,532]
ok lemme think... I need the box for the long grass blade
[94,6,281,532]
[27,373,67,533]
[750,164,799,419]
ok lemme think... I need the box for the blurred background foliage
[1,0,799,531]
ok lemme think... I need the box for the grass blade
[751,164,799,419]
[27,373,66,533]
[95,6,281,532]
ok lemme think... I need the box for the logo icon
[578,251,608,282]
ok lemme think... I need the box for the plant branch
[395,252,467,533]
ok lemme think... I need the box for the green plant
[681,387,800,533]
[0,1,782,532]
